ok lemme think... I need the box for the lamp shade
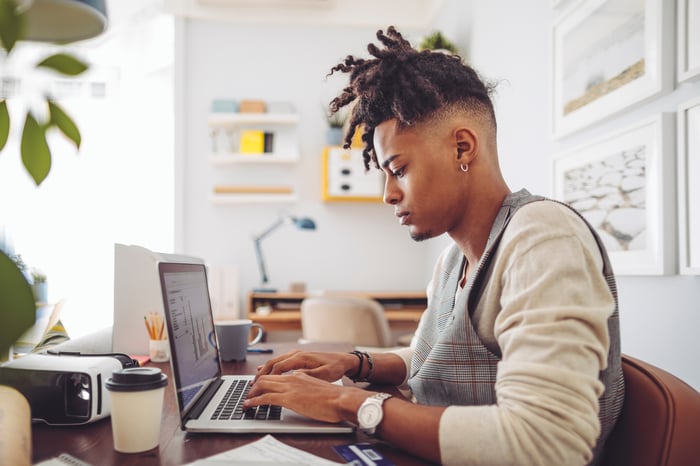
[22,0,108,44]
[291,217,316,230]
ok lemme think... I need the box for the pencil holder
[149,339,169,363]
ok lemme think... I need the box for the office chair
[601,354,700,466]
[300,296,395,347]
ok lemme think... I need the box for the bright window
[0,8,174,338]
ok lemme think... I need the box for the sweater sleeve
[438,202,614,466]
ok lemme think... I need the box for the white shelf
[208,112,300,127]
[209,153,299,165]
[210,193,299,204]
[207,109,300,204]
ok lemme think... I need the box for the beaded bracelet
[354,351,374,383]
[348,350,364,381]
[348,350,374,383]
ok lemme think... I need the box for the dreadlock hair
[328,26,497,171]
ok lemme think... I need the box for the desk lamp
[253,215,316,293]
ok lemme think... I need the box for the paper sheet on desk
[185,434,344,466]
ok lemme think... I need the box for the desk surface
[32,342,431,466]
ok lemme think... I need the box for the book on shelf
[263,132,274,153]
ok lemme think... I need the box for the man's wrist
[347,350,364,380]
[336,389,369,424]
[347,351,373,383]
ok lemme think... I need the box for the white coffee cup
[106,367,168,453]
[214,319,264,361]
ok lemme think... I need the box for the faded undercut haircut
[329,26,497,170]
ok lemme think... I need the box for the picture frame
[553,114,675,275]
[677,97,700,274]
[321,146,384,203]
[551,0,673,138]
[677,0,700,83]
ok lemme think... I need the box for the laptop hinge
[183,378,224,427]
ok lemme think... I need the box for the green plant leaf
[0,0,24,54]
[36,53,89,76]
[0,250,36,357]
[21,112,52,186]
[48,101,81,149]
[0,100,9,152]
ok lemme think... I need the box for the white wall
[432,0,700,390]
[177,22,432,304]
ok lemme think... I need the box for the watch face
[359,403,382,427]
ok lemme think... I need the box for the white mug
[214,319,264,361]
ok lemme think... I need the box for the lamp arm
[253,238,269,285]
[253,218,286,242]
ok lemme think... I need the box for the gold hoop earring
[460,163,469,172]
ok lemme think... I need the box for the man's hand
[244,371,368,423]
[253,349,359,383]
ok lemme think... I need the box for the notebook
[157,261,353,434]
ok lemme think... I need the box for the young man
[245,27,624,465]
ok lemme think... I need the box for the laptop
[157,261,353,434]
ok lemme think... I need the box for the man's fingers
[248,374,292,398]
[253,350,303,382]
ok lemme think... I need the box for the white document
[185,434,344,466]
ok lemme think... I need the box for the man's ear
[455,127,478,163]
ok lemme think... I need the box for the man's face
[373,118,465,242]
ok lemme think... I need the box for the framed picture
[677,97,700,274]
[551,0,673,138]
[321,146,384,202]
[553,114,675,275]
[677,0,700,83]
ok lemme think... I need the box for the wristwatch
[357,392,392,435]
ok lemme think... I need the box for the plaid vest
[408,189,624,464]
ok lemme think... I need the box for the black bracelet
[354,352,374,383]
[349,350,364,381]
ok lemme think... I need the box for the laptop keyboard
[211,379,282,421]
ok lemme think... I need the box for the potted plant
[324,105,347,146]
[0,0,89,358]
[418,30,460,55]
[31,269,47,304]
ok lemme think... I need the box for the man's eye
[392,167,406,178]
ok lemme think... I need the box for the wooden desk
[248,291,427,333]
[31,342,431,466]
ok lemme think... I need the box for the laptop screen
[158,262,221,414]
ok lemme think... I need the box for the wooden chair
[601,354,700,466]
[300,296,394,347]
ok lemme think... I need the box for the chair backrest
[300,296,394,347]
[601,354,700,466]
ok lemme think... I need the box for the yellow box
[239,130,265,154]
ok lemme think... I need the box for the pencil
[144,316,155,339]
[157,317,165,340]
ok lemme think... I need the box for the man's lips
[396,211,410,225]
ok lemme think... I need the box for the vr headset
[0,351,140,425]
